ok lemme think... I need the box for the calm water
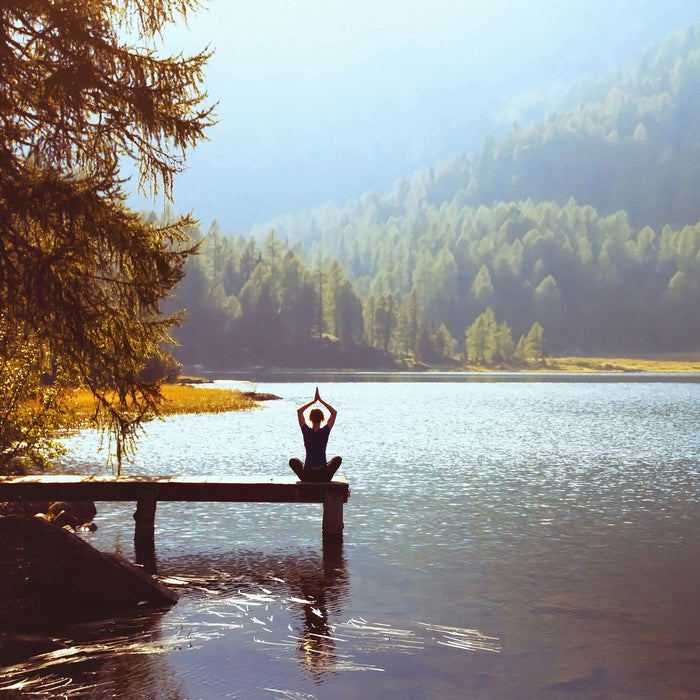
[3,377,700,699]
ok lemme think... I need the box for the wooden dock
[0,475,350,543]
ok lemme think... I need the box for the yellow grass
[452,354,700,373]
[64,384,258,429]
[543,356,700,373]
[160,384,258,415]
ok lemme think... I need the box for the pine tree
[525,322,546,362]
[465,308,514,364]
[0,1,214,472]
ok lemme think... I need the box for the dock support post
[133,490,157,545]
[322,490,344,540]
[134,536,157,574]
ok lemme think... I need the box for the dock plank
[0,475,349,541]
[0,475,349,503]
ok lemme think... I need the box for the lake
[3,375,700,698]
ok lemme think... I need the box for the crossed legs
[289,456,343,482]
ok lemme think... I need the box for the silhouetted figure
[289,387,342,482]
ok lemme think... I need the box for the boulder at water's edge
[0,515,177,631]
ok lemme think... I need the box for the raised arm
[297,398,315,429]
[315,388,338,431]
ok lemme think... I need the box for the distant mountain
[253,23,700,246]
[132,2,700,232]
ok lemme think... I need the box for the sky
[165,1,507,63]
[127,0,700,233]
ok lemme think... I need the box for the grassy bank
[542,356,700,373]
[64,384,259,429]
[419,354,700,373]
[159,384,259,414]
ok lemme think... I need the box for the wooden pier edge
[0,475,350,545]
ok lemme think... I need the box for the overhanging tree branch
[0,0,213,472]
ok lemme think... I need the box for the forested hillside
[164,25,700,370]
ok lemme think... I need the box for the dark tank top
[302,424,330,468]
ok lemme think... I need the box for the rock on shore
[0,515,177,631]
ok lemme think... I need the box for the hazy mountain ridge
[246,23,700,252]
[143,2,700,232]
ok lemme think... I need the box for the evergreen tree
[0,1,214,471]
[494,321,515,362]
[375,294,397,353]
[465,310,490,363]
[465,308,514,364]
[396,288,422,359]
[336,280,364,345]
[471,264,495,307]
[516,322,545,363]
[279,251,316,346]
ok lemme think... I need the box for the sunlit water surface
[3,378,700,698]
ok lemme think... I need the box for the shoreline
[181,355,700,382]
[59,356,700,432]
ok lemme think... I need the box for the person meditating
[289,387,342,482]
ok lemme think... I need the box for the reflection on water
[291,539,347,678]
[0,609,183,699]
[202,369,700,384]
[0,544,352,697]
[1,535,502,698]
[162,540,352,683]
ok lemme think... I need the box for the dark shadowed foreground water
[2,376,700,698]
